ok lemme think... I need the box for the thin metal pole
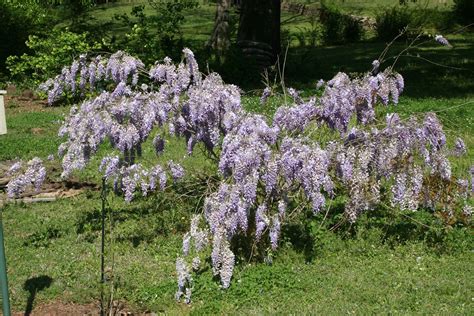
[0,209,11,316]
[100,177,106,316]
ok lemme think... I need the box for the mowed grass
[2,192,473,314]
[0,105,67,161]
[296,0,455,16]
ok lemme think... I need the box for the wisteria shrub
[7,41,472,303]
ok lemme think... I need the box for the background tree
[208,0,232,57]
[237,0,281,64]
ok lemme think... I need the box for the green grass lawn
[0,106,66,161]
[2,194,473,314]
[328,0,453,16]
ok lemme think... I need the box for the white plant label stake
[0,90,7,135]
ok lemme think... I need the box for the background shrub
[320,3,364,45]
[112,0,199,64]
[293,17,324,47]
[375,6,413,41]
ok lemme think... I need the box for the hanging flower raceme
[6,158,46,198]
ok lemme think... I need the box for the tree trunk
[237,0,280,64]
[209,0,232,55]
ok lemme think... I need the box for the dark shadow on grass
[75,176,216,246]
[282,223,316,262]
[23,275,53,316]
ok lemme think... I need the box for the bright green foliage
[6,30,102,87]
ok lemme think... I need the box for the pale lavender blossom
[99,155,120,180]
[7,158,46,198]
[220,245,235,288]
[175,257,192,303]
[121,164,149,202]
[149,164,166,191]
[168,161,185,181]
[287,87,303,104]
[462,205,472,217]
[192,256,201,271]
[454,137,466,156]
[255,204,268,241]
[278,200,287,218]
[269,215,281,250]
[316,79,325,89]
[182,233,191,256]
[371,59,380,74]
[8,162,22,175]
[260,87,272,104]
[435,34,451,47]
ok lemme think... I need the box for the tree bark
[209,0,232,55]
[237,0,280,61]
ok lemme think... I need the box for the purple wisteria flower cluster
[273,68,404,135]
[39,51,144,104]
[9,48,472,304]
[331,112,460,222]
[6,158,46,198]
[176,215,208,302]
[36,48,243,202]
[434,34,451,47]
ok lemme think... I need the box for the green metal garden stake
[0,209,11,316]
[100,177,107,316]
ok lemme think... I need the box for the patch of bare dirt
[30,127,46,135]
[3,85,49,115]
[0,179,97,206]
